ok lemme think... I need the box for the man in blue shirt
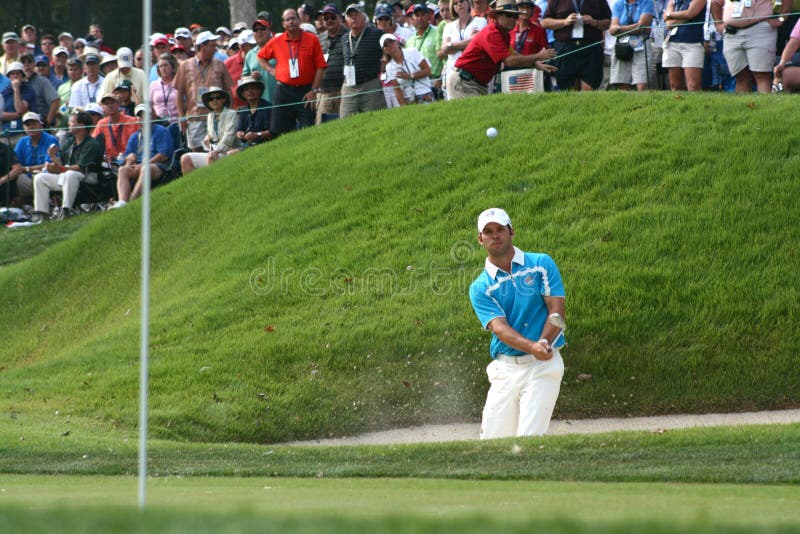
[110,103,173,209]
[6,111,58,203]
[469,208,566,439]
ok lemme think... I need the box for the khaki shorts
[447,69,488,100]
[723,21,776,75]
[610,40,655,86]
[186,119,207,151]
[662,41,705,69]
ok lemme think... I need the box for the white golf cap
[54,46,70,56]
[195,30,219,46]
[22,111,42,123]
[477,208,512,232]
[116,47,133,68]
[238,29,256,45]
[174,27,192,39]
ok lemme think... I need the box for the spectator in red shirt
[448,1,556,98]
[510,0,549,55]
[225,30,257,108]
[257,8,327,138]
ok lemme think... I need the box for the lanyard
[287,33,303,62]
[348,30,366,64]
[416,26,432,51]
[515,28,529,52]
[571,0,584,14]
[160,81,173,113]
[86,80,99,103]
[107,120,125,153]
[459,17,473,40]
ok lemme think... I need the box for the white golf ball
[486,127,498,138]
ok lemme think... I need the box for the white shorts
[611,40,655,85]
[662,41,705,69]
[723,21,776,75]
[480,351,564,439]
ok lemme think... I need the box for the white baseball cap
[54,46,70,56]
[238,29,257,45]
[174,27,192,39]
[195,31,219,46]
[477,208,512,232]
[116,47,134,68]
[22,111,42,124]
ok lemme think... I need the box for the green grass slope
[1,92,798,444]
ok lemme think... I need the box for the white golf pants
[34,170,96,212]
[480,351,564,439]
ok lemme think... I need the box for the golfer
[469,208,566,439]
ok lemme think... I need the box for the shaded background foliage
[2,0,314,52]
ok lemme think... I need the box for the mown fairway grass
[1,475,799,533]
[1,92,798,444]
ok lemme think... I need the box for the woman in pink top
[149,53,180,123]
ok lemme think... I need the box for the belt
[725,20,763,34]
[276,81,312,89]
[457,68,476,82]
[495,354,537,364]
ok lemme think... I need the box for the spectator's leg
[668,67,686,90]
[733,67,753,92]
[338,84,357,118]
[180,153,195,175]
[782,66,800,91]
[684,67,703,91]
[60,170,84,209]
[33,172,59,213]
[117,165,137,202]
[17,173,33,201]
[752,71,772,93]
[365,79,387,112]
[130,165,163,201]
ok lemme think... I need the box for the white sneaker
[109,200,127,210]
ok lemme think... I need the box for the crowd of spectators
[1,0,798,221]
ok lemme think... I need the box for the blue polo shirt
[14,131,59,166]
[124,123,173,165]
[469,246,565,358]
[611,0,656,26]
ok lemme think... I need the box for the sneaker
[29,211,51,223]
[108,200,127,210]
[55,207,72,220]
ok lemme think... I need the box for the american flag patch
[501,69,537,94]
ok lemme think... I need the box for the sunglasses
[377,16,392,21]
[323,14,339,20]
[254,27,268,31]
[208,95,225,101]
[500,12,520,18]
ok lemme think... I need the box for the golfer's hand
[535,61,558,73]
[532,341,553,361]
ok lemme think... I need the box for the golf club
[547,312,566,351]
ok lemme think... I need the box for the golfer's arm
[488,317,546,356]
[539,296,566,343]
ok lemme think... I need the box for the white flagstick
[138,0,153,510]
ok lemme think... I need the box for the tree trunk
[229,0,257,28]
